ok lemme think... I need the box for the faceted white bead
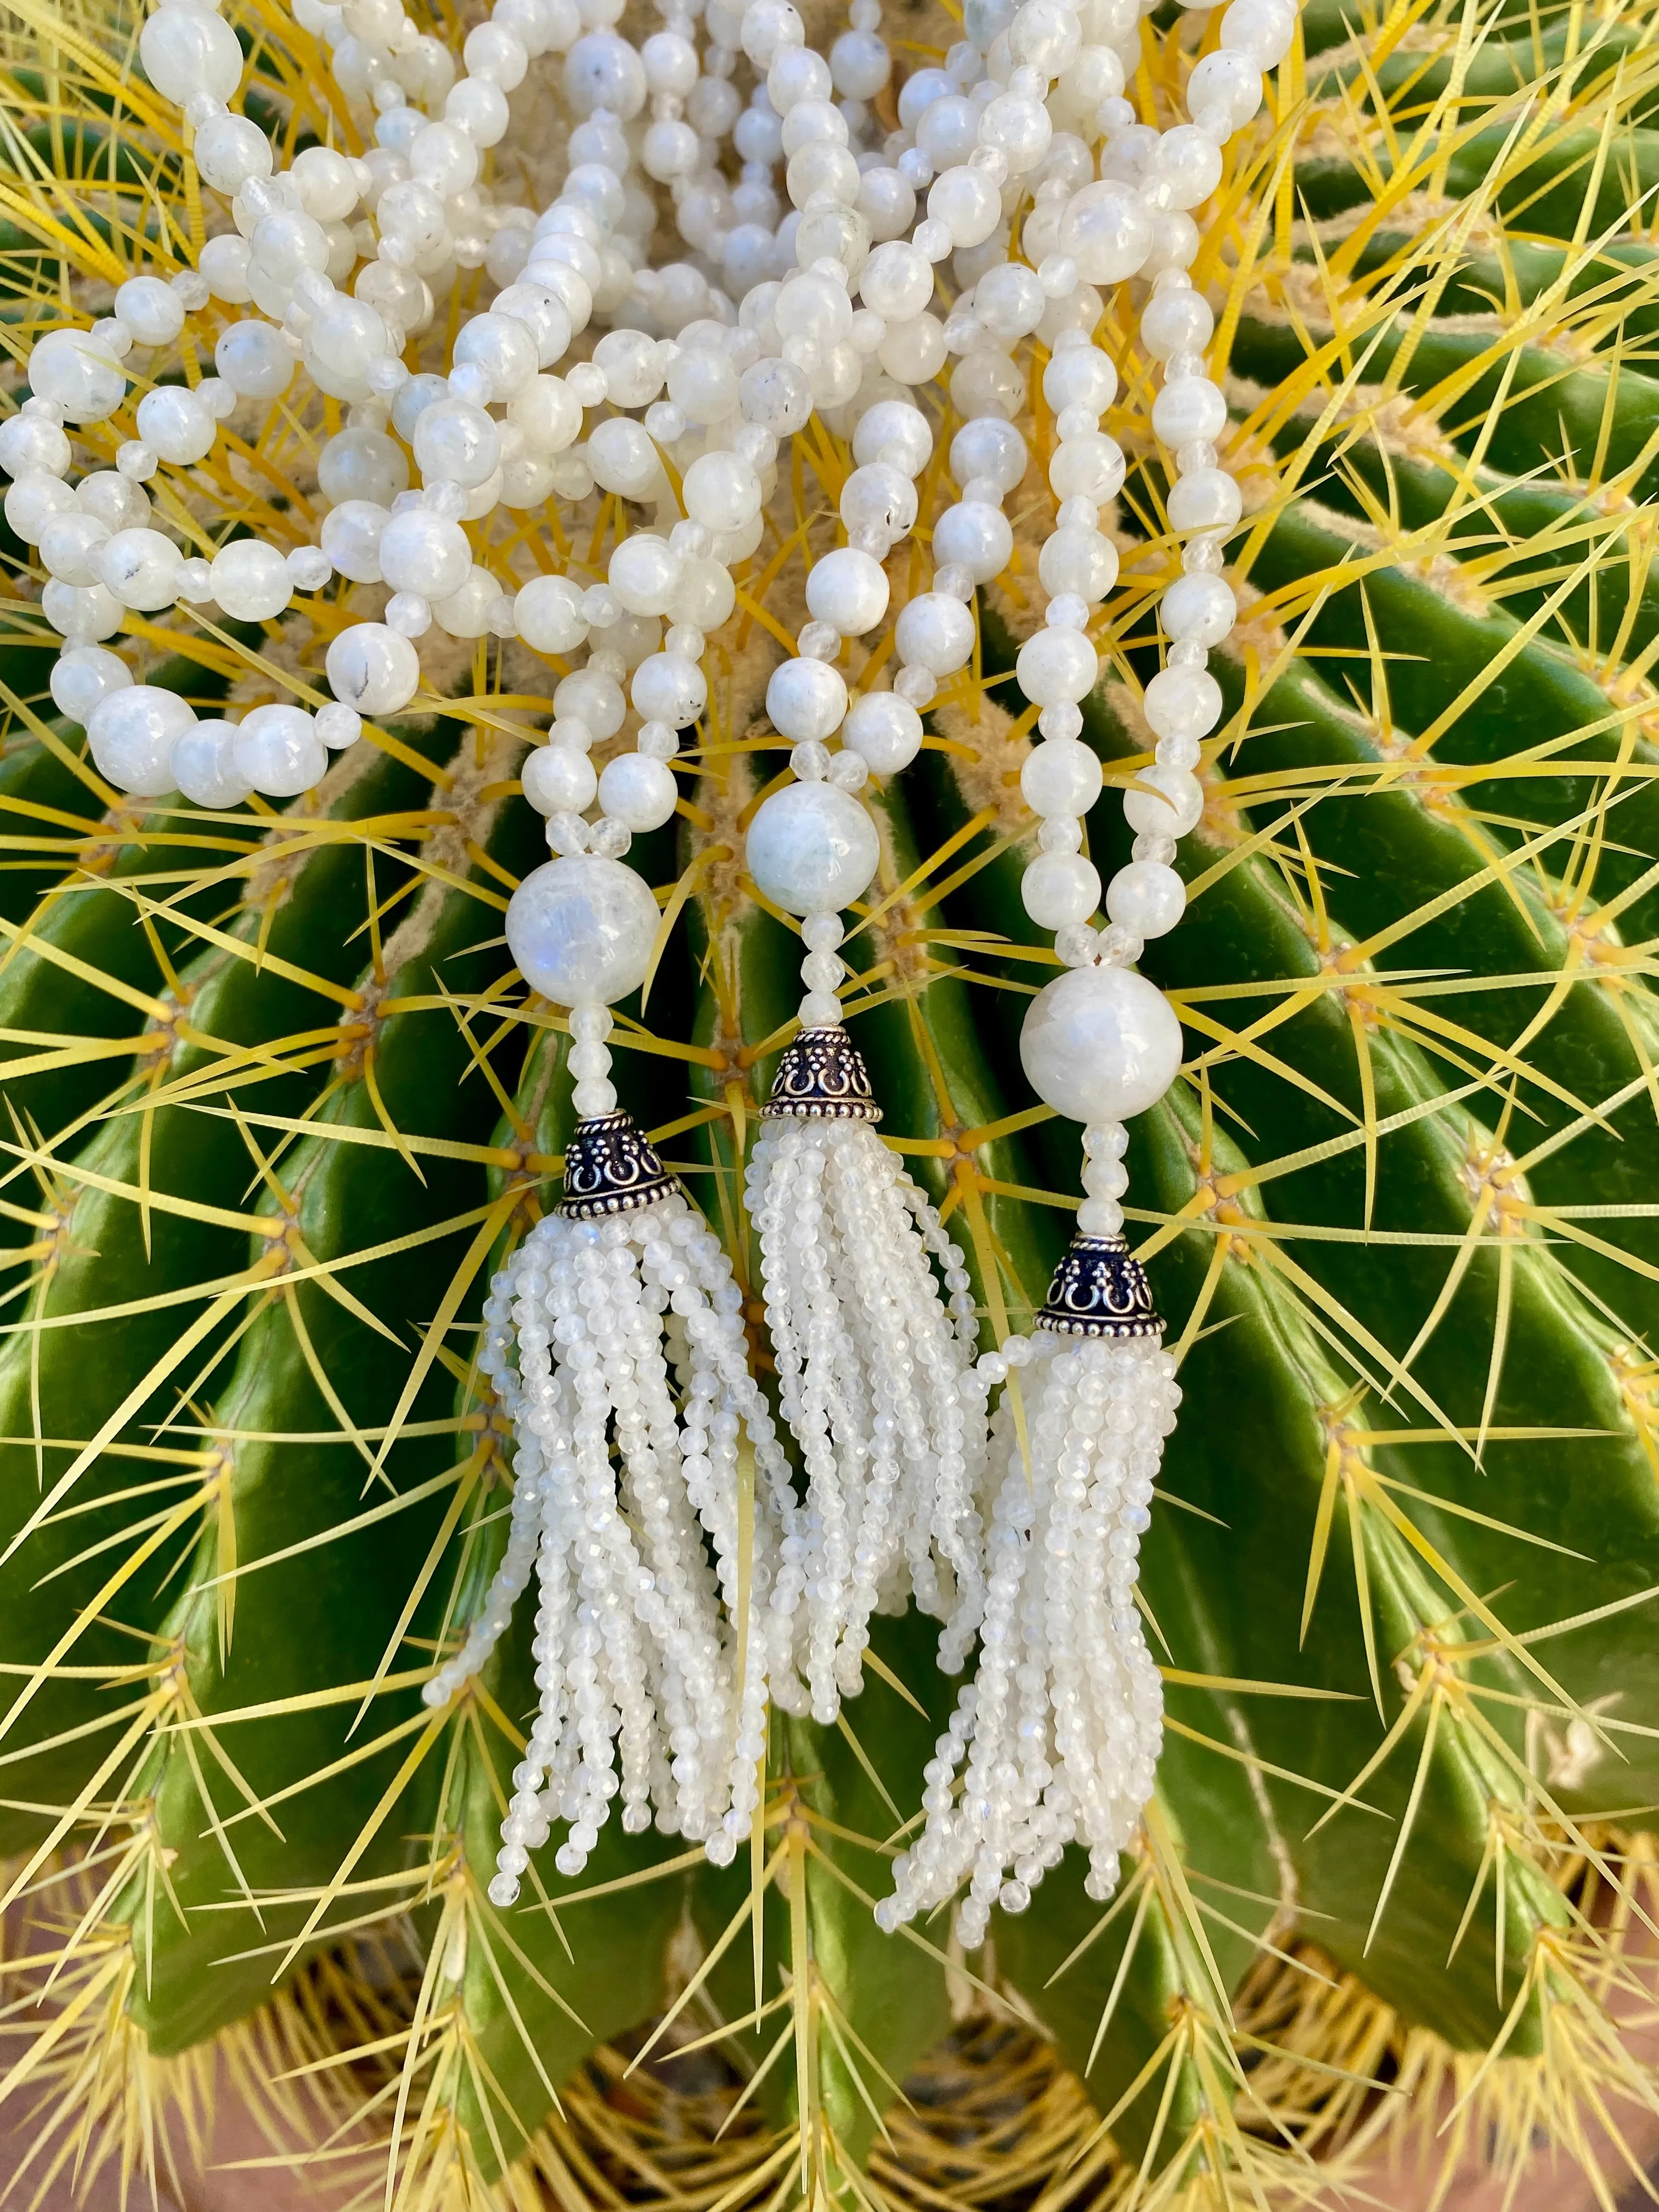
[211,538,292,620]
[1022,851,1100,929]
[87,685,195,797]
[506,853,662,1005]
[171,718,255,808]
[1021,736,1102,817]
[234,704,327,797]
[805,546,889,635]
[767,656,848,743]
[746,780,879,914]
[326,622,421,715]
[522,743,597,816]
[1019,964,1183,1123]
[1106,859,1187,939]
[598,752,678,832]
[1017,626,1097,707]
[1122,763,1203,837]
[843,690,922,775]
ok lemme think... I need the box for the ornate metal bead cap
[764,1025,882,1122]
[557,1112,679,1218]
[1037,1235,1164,1339]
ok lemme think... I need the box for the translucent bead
[1016,627,1097,707]
[325,621,421,715]
[86,684,195,796]
[1122,763,1203,837]
[100,526,183,611]
[746,780,879,915]
[842,691,922,774]
[171,718,255,808]
[522,744,598,816]
[49,644,130,725]
[192,112,274,194]
[1151,375,1227,449]
[28,329,126,423]
[1105,860,1186,939]
[805,545,889,635]
[234,704,327,796]
[210,538,292,620]
[766,655,848,743]
[215,319,295,399]
[505,853,662,1005]
[139,6,243,103]
[378,507,471,599]
[1160,573,1236,648]
[515,573,589,654]
[114,275,187,348]
[895,592,974,676]
[1021,851,1100,929]
[1019,964,1183,1122]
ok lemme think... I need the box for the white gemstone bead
[211,538,293,620]
[379,508,471,599]
[843,691,922,775]
[1058,182,1152,284]
[515,573,590,654]
[895,591,974,675]
[215,319,294,399]
[1122,763,1203,837]
[506,853,662,1005]
[234,704,328,796]
[101,526,183,611]
[318,425,409,507]
[1161,573,1237,647]
[631,652,707,728]
[597,752,678,832]
[767,655,848,743]
[1144,663,1223,740]
[1105,859,1187,939]
[171,718,256,808]
[1021,736,1102,818]
[1020,964,1183,1123]
[746,780,879,915]
[326,622,421,715]
[1152,375,1227,448]
[523,744,599,816]
[1022,851,1100,929]
[134,385,216,464]
[87,685,195,797]
[805,546,889,635]
[1017,627,1098,707]
[49,645,131,725]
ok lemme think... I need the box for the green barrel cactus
[0,0,1657,2203]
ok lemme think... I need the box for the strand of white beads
[877,53,1282,1940]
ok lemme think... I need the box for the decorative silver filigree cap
[764,1025,882,1122]
[556,1111,678,1218]
[1036,1234,1163,1339]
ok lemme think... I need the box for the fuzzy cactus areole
[0,0,1656,2203]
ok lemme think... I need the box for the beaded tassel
[878,1193,1175,1945]
[425,1019,804,1903]
[741,922,989,1723]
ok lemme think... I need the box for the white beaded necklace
[8,0,1299,1938]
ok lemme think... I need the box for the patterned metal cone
[556,1111,679,1217]
[1036,1235,1164,1339]
[764,1026,882,1122]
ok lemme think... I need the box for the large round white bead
[1020,964,1182,1124]
[506,854,661,1006]
[746,781,879,916]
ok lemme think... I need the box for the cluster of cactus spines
[0,0,1657,2204]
